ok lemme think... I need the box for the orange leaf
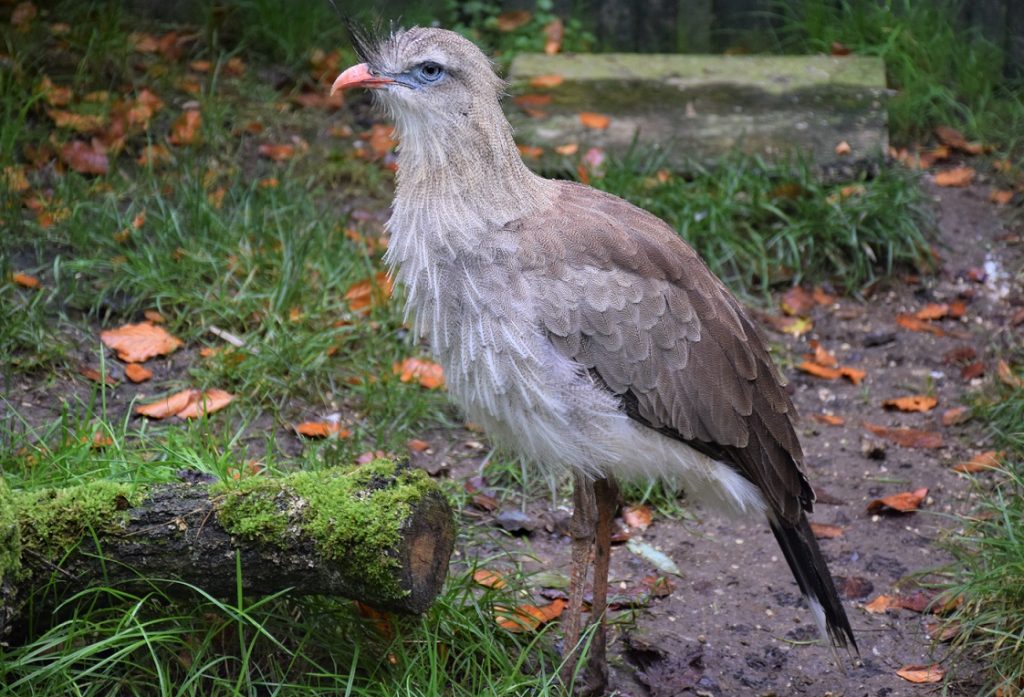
[812,413,844,426]
[407,438,430,452]
[294,421,350,439]
[622,504,653,531]
[578,112,610,129]
[554,142,578,156]
[990,188,1014,205]
[808,343,838,368]
[473,569,507,589]
[495,598,566,633]
[997,359,1023,388]
[88,431,113,449]
[344,271,392,314]
[948,299,967,319]
[143,309,164,323]
[933,167,975,187]
[136,389,200,419]
[941,406,970,426]
[953,450,1002,474]
[896,664,944,684]
[529,74,564,89]
[78,366,117,386]
[543,17,564,55]
[124,363,153,383]
[169,110,202,146]
[882,395,938,412]
[517,144,543,159]
[863,595,898,613]
[60,140,108,175]
[394,357,445,389]
[495,10,531,32]
[12,272,40,288]
[137,143,172,167]
[797,361,843,380]
[809,522,844,539]
[834,140,851,156]
[896,313,946,336]
[513,93,552,108]
[839,367,866,385]
[781,286,815,316]
[866,487,929,514]
[934,125,982,155]
[47,109,106,133]
[864,423,943,449]
[914,303,949,321]
[100,322,183,362]
[258,143,295,161]
[176,389,234,419]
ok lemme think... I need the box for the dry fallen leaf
[554,142,578,156]
[78,366,117,386]
[395,357,445,389]
[124,363,153,383]
[543,17,564,54]
[495,598,566,633]
[60,140,109,175]
[175,389,234,419]
[863,594,898,613]
[896,313,946,336]
[989,188,1014,206]
[864,423,943,449]
[834,140,851,156]
[622,504,653,531]
[866,487,929,514]
[810,522,844,539]
[914,303,949,321]
[344,272,392,314]
[473,569,507,589]
[529,74,564,89]
[513,93,552,108]
[953,450,1002,474]
[578,112,611,129]
[12,272,40,288]
[997,359,1023,388]
[169,110,202,146]
[896,664,944,684]
[517,144,543,159]
[495,10,531,32]
[258,143,295,161]
[136,388,200,419]
[933,167,975,187]
[100,322,183,362]
[407,438,430,452]
[294,421,350,439]
[934,125,982,155]
[797,361,843,380]
[882,395,938,413]
[812,413,844,426]
[781,286,816,316]
[941,406,970,426]
[808,342,838,368]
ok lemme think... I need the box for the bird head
[332,26,504,145]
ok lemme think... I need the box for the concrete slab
[505,53,889,171]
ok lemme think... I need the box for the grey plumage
[335,25,856,652]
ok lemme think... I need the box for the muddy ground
[415,180,1022,696]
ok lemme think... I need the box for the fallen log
[0,460,455,640]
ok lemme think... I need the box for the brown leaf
[47,108,107,133]
[517,144,543,159]
[136,389,200,419]
[896,664,944,684]
[258,143,295,161]
[12,272,40,288]
[896,313,946,336]
[169,110,202,146]
[812,413,844,426]
[953,450,1003,474]
[866,487,929,514]
[812,287,835,306]
[997,359,1023,388]
[495,10,531,32]
[100,322,183,362]
[941,406,971,426]
[808,342,838,367]
[863,594,898,613]
[933,167,975,187]
[394,357,445,389]
[11,1,37,29]
[554,142,578,156]
[495,598,566,633]
[864,423,943,448]
[781,286,815,316]
[934,125,982,155]
[961,361,986,380]
[810,522,844,539]
[767,315,813,337]
[529,74,564,89]
[838,366,866,385]
[578,112,610,129]
[830,41,851,56]
[407,438,430,452]
[88,431,113,449]
[78,366,117,386]
[797,361,843,380]
[471,493,499,512]
[473,569,507,589]
[990,188,1014,205]
[882,395,938,413]
[834,140,851,156]
[294,421,350,439]
[176,389,234,419]
[137,143,172,167]
[543,17,564,54]
[124,363,153,383]
[915,303,949,321]
[513,93,552,108]
[622,504,653,531]
[60,140,109,175]
[344,271,392,314]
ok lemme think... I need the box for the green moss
[0,477,21,585]
[12,481,144,566]
[214,460,439,601]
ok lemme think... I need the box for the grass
[768,0,1024,152]
[0,0,959,693]
[941,351,1024,695]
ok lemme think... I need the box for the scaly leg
[560,472,597,688]
[580,476,619,696]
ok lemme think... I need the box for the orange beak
[330,63,395,94]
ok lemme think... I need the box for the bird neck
[390,100,554,233]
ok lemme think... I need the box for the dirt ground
[416,180,1022,696]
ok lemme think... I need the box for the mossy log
[0,461,455,640]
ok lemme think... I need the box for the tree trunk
[0,461,455,640]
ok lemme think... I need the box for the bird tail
[769,514,858,653]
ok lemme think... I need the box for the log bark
[0,461,455,640]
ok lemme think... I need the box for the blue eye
[416,62,445,83]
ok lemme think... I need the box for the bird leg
[560,472,597,688]
[580,475,619,695]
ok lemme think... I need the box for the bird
[331,24,857,694]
